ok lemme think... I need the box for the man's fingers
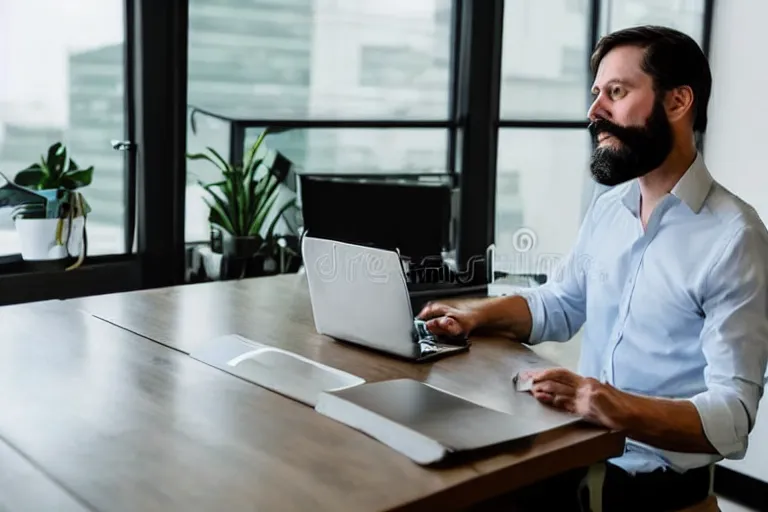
[532,381,575,398]
[425,316,463,336]
[417,302,450,320]
[532,390,575,413]
[552,395,576,413]
[529,367,580,387]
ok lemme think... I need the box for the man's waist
[602,460,713,511]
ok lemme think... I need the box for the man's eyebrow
[591,78,634,92]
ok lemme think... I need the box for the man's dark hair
[590,25,712,133]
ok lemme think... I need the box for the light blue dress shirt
[522,152,768,475]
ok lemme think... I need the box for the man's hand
[523,368,625,429]
[418,295,535,341]
[417,302,480,337]
[521,367,719,454]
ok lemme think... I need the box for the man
[420,25,768,511]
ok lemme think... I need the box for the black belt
[601,462,711,512]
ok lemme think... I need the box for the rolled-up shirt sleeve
[689,224,768,459]
[521,251,589,344]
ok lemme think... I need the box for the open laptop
[301,235,470,362]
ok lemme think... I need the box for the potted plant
[0,142,92,268]
[187,129,298,279]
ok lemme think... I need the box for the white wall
[704,0,768,483]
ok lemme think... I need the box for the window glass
[185,126,448,242]
[494,129,592,278]
[500,0,590,120]
[0,0,126,256]
[187,0,453,120]
[601,0,707,45]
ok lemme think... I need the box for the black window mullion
[133,0,188,288]
[454,0,504,284]
[123,0,137,254]
[447,0,464,184]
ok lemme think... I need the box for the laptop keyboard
[412,318,468,347]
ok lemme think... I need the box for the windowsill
[0,255,143,307]
[0,254,132,276]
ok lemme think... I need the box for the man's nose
[588,96,610,123]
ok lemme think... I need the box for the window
[600,0,707,45]
[187,0,452,121]
[500,0,590,120]
[495,130,591,276]
[0,0,126,257]
[494,0,710,283]
[561,46,585,80]
[185,124,448,242]
[186,0,455,245]
[359,46,436,90]
[566,0,589,15]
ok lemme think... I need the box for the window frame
[493,0,715,270]
[0,0,189,304]
[0,0,716,305]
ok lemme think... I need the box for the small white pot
[14,217,85,261]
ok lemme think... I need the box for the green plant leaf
[243,158,263,216]
[62,166,93,188]
[243,128,270,176]
[202,195,235,235]
[237,173,247,236]
[187,152,228,173]
[40,174,60,190]
[13,168,46,187]
[247,190,279,236]
[206,147,231,173]
[264,198,297,241]
[39,156,50,179]
[46,142,66,179]
[255,173,281,215]
[199,179,226,191]
[248,175,284,236]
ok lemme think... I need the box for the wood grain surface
[0,434,88,512]
[0,301,501,512]
[67,274,625,494]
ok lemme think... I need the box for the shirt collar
[621,152,713,216]
[670,152,713,213]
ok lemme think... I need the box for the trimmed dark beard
[588,99,674,187]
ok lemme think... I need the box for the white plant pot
[14,217,85,261]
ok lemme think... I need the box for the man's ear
[665,86,695,124]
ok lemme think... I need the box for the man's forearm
[472,295,533,341]
[608,388,717,454]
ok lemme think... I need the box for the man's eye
[610,87,626,99]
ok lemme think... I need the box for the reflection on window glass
[494,129,591,277]
[500,0,590,120]
[601,0,706,46]
[187,0,452,120]
[0,0,126,256]
[185,127,448,242]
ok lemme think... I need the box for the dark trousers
[470,462,712,511]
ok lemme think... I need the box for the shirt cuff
[689,389,749,459]
[520,290,546,345]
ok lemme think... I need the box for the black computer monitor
[298,175,457,263]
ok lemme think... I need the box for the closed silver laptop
[301,235,470,362]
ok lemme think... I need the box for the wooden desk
[67,274,626,500]
[0,430,87,512]
[0,301,487,511]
